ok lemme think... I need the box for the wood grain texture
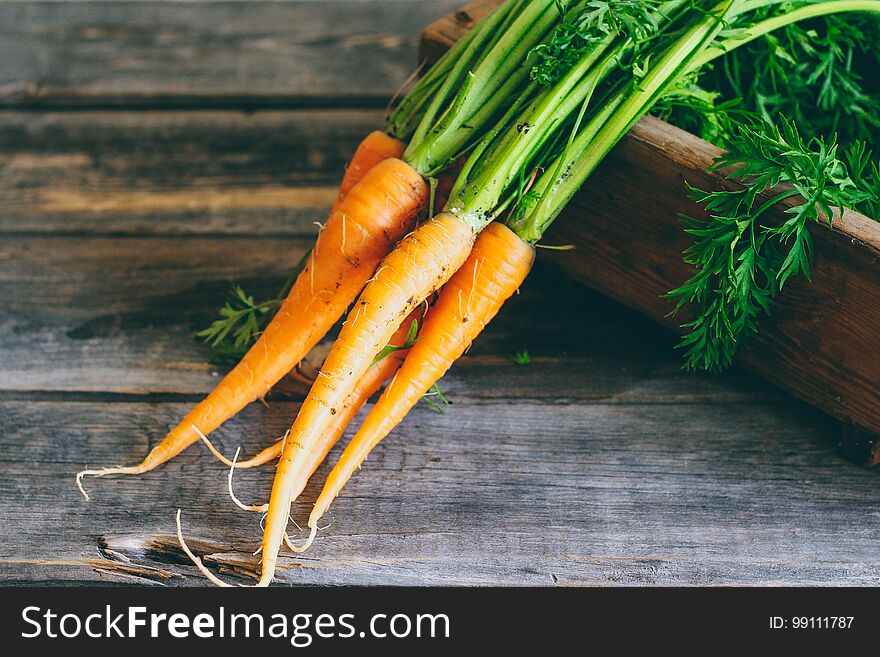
[0,109,386,235]
[3,392,878,586]
[0,0,460,108]
[423,0,880,466]
[1,0,878,586]
[1,106,877,586]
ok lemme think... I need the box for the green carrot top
[437,0,880,244]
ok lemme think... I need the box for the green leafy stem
[668,117,880,372]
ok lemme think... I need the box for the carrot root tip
[226,446,269,513]
[195,424,282,471]
[75,465,145,501]
[192,424,238,468]
[284,523,318,554]
[175,509,236,588]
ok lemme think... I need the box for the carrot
[335,131,406,207]
[182,133,407,473]
[77,155,425,498]
[198,312,420,480]
[256,211,476,585]
[252,0,568,584]
[175,313,420,585]
[189,0,564,585]
[293,221,535,550]
[170,0,879,587]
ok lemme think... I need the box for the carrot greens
[199,253,306,364]
[663,1,880,371]
[668,118,880,371]
[512,350,531,365]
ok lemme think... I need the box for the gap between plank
[0,388,802,407]
[0,95,392,113]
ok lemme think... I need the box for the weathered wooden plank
[0,0,460,108]
[1,397,877,586]
[0,0,874,588]
[0,233,307,394]
[423,1,880,466]
[1,226,783,405]
[0,109,386,235]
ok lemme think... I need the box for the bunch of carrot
[77,0,880,586]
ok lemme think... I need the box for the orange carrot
[335,131,405,207]
[295,222,535,550]
[199,312,420,484]
[257,211,477,585]
[177,313,420,585]
[77,155,425,498]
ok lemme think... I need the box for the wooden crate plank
[0,0,461,108]
[551,118,880,466]
[1,397,877,585]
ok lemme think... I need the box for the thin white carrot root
[76,465,144,501]
[285,523,318,553]
[253,514,269,555]
[195,424,288,471]
[213,440,307,556]
[178,425,316,579]
[226,448,268,513]
[193,424,237,468]
[175,510,235,588]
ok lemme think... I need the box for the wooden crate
[422,0,880,466]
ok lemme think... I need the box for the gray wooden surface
[0,0,877,586]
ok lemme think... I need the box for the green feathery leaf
[198,251,309,365]
[668,117,880,372]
